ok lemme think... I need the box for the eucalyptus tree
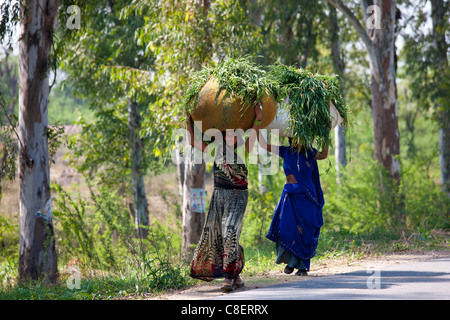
[0,0,60,283]
[248,0,355,179]
[250,0,326,68]
[327,0,401,186]
[129,0,262,254]
[60,0,171,238]
[0,0,93,283]
[400,0,449,197]
[327,3,347,178]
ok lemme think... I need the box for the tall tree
[252,0,325,68]
[60,1,163,238]
[181,0,211,255]
[431,0,449,197]
[401,0,449,197]
[327,3,347,178]
[327,0,401,183]
[18,0,59,283]
[133,0,261,254]
[132,0,210,254]
[128,98,150,238]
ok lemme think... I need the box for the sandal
[284,266,294,274]
[233,276,245,289]
[221,279,234,293]
[295,269,308,276]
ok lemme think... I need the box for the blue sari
[266,145,324,271]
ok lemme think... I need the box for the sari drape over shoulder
[266,146,324,270]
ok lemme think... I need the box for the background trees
[60,0,172,239]
[401,0,449,197]
[327,0,401,187]
[0,0,448,289]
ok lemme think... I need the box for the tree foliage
[399,0,449,116]
[60,0,172,188]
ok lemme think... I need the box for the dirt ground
[147,250,450,300]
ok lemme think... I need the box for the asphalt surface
[211,256,450,300]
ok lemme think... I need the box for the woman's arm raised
[316,144,329,160]
[186,113,208,152]
[316,122,331,160]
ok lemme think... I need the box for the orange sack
[190,76,277,132]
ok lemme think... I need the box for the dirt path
[147,250,449,300]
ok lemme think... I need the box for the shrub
[51,182,190,295]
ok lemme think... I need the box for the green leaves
[268,64,349,150]
[183,56,276,114]
[183,58,349,151]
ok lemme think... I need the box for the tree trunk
[181,150,206,256]
[431,0,450,197]
[258,143,267,194]
[128,100,150,238]
[439,123,450,197]
[18,0,59,283]
[368,0,400,183]
[181,0,211,256]
[327,0,400,183]
[327,3,347,180]
[176,149,185,197]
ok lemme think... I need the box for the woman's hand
[254,101,263,121]
[186,112,195,133]
[185,112,207,152]
[186,112,193,124]
[316,144,329,160]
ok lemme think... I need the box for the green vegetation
[183,57,349,149]
[184,60,349,151]
[1,115,448,299]
[0,181,193,299]
[183,57,278,114]
[0,0,448,301]
[48,85,94,125]
[267,64,349,150]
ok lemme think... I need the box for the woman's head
[289,137,300,150]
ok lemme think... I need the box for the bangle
[253,119,262,126]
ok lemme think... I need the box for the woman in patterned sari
[258,130,329,276]
[186,104,262,292]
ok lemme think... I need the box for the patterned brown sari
[190,186,248,280]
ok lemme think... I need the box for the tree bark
[181,150,206,256]
[369,0,400,183]
[18,0,59,283]
[128,99,150,238]
[327,0,400,183]
[431,0,450,197]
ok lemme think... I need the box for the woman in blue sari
[258,122,329,276]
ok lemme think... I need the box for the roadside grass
[0,252,195,300]
[3,228,447,300]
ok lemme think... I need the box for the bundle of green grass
[183,58,348,151]
[266,64,349,151]
[183,57,278,132]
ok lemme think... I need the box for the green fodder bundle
[268,64,349,150]
[182,57,278,131]
[183,66,213,113]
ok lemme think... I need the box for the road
[211,256,450,300]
